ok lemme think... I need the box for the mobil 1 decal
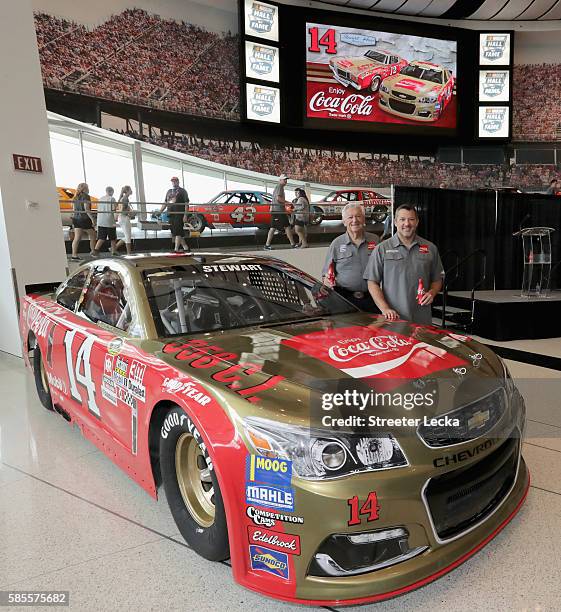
[245,455,294,512]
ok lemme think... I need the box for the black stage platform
[446,290,561,341]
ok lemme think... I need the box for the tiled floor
[0,341,560,611]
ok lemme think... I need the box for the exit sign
[13,154,42,173]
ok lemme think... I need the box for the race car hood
[156,313,506,422]
[331,56,382,73]
[383,75,441,96]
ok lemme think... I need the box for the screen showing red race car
[306,23,457,128]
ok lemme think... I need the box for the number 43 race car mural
[21,254,528,605]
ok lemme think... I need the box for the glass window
[143,260,356,337]
[56,269,90,311]
[210,192,230,204]
[79,267,132,331]
[364,50,388,64]
[50,128,85,191]
[391,56,399,64]
[82,134,136,202]
[349,192,359,201]
[183,165,225,204]
[143,152,182,209]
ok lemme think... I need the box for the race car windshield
[143,262,357,336]
[399,65,443,84]
[364,50,387,63]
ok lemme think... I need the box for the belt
[336,287,366,300]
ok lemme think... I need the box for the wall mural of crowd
[34,8,239,121]
[121,130,557,192]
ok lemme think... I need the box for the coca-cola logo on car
[328,335,414,363]
[309,88,374,118]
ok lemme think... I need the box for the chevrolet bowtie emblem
[467,409,490,431]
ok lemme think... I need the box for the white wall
[0,0,68,356]
[514,30,561,64]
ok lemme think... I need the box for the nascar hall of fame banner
[479,33,511,65]
[244,0,279,42]
[305,22,457,128]
[478,106,510,138]
[246,83,280,122]
[479,70,510,103]
[245,41,279,82]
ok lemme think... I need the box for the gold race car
[21,254,528,605]
[379,60,455,122]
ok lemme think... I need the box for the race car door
[73,265,140,455]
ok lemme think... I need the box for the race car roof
[104,253,282,271]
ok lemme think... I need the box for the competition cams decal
[246,506,304,527]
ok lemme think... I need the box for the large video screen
[306,23,457,130]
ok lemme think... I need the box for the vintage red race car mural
[21,254,528,605]
[329,49,408,93]
[312,189,391,225]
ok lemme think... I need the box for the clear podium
[513,227,555,297]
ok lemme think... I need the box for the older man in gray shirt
[364,204,444,325]
[322,203,378,311]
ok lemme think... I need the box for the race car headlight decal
[419,95,438,103]
[243,417,407,480]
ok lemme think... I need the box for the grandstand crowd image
[2,0,561,610]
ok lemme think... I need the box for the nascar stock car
[329,49,408,93]
[21,254,528,605]
[378,60,455,122]
[186,190,277,232]
[315,189,391,226]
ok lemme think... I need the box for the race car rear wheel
[160,406,229,561]
[33,345,54,411]
[370,76,381,93]
[186,213,206,233]
[309,206,323,226]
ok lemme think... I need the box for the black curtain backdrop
[395,187,496,291]
[495,193,561,290]
[394,187,561,291]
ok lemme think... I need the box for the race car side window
[78,267,132,332]
[56,269,90,312]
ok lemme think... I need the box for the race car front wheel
[33,345,54,411]
[160,406,229,561]
[370,76,381,92]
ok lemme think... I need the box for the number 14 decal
[64,330,100,417]
[347,491,380,526]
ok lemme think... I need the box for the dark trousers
[334,286,379,313]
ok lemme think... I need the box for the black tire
[160,406,229,561]
[33,345,54,411]
[370,75,381,93]
[186,214,206,233]
[309,206,323,226]
[371,205,389,223]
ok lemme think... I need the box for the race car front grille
[389,98,415,114]
[418,387,506,447]
[425,436,518,541]
[392,90,416,101]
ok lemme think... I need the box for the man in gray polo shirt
[322,203,378,311]
[364,204,443,324]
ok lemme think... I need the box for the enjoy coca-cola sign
[309,88,374,117]
[328,335,413,363]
